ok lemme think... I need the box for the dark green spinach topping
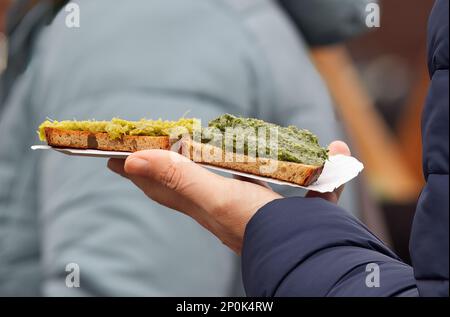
[202,114,328,166]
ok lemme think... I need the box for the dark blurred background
[312,0,434,262]
[352,0,434,263]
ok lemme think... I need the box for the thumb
[124,150,231,214]
[124,150,191,190]
[306,140,351,204]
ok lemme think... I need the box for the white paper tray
[31,145,364,193]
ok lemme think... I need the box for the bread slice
[44,128,170,152]
[181,140,323,186]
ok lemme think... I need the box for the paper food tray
[31,145,364,193]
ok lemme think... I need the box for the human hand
[107,140,350,253]
[108,151,281,253]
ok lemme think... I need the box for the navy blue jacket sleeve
[409,0,449,297]
[242,198,418,296]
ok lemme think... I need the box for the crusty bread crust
[44,128,170,152]
[181,140,323,186]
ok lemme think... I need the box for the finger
[107,158,127,177]
[232,175,272,190]
[328,140,351,156]
[306,140,351,204]
[325,140,351,200]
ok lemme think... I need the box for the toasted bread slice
[181,140,323,186]
[44,128,170,152]
[44,128,323,186]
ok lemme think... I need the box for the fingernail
[125,157,149,175]
[107,159,118,172]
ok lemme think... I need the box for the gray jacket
[0,0,369,296]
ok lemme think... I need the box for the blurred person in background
[0,0,372,296]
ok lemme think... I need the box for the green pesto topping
[205,114,328,166]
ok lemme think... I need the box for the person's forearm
[242,197,418,296]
